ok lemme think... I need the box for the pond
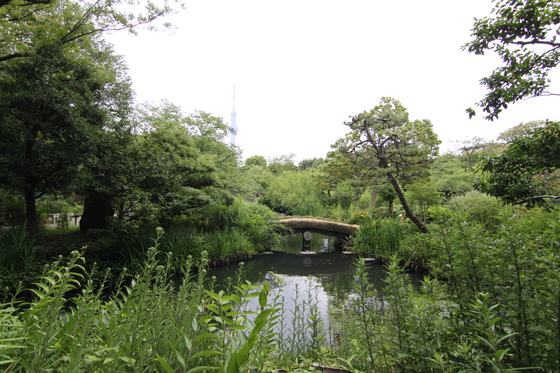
[209,232,424,332]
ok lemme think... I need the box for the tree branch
[514,195,560,205]
[0,53,29,62]
[512,39,560,47]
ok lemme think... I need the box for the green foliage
[0,229,279,373]
[267,154,298,175]
[85,100,240,231]
[298,158,326,171]
[353,217,404,257]
[475,121,560,206]
[0,41,132,231]
[340,97,441,233]
[378,185,397,212]
[332,206,560,371]
[463,0,560,120]
[497,120,549,143]
[0,0,182,62]
[244,155,267,168]
[405,181,442,224]
[0,223,38,277]
[264,171,325,215]
[0,195,25,225]
[240,165,274,200]
[446,191,504,230]
[118,201,280,264]
[430,153,474,200]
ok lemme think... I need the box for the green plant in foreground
[0,227,277,372]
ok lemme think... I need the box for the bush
[446,190,504,229]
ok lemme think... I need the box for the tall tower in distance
[230,84,238,145]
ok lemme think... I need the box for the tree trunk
[24,185,40,233]
[80,192,114,231]
[370,189,377,208]
[387,173,429,234]
[24,135,40,233]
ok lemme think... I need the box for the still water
[209,233,423,326]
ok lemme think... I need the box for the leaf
[157,354,177,373]
[34,282,50,294]
[194,333,220,344]
[85,355,102,362]
[119,356,136,364]
[205,290,219,301]
[237,343,250,367]
[190,350,222,360]
[226,350,239,373]
[186,367,219,373]
[258,288,267,309]
[496,348,509,361]
[184,334,192,351]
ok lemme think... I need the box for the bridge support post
[302,231,312,251]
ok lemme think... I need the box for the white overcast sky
[109,0,559,163]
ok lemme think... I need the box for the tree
[474,121,560,206]
[298,157,326,171]
[263,171,324,215]
[405,181,441,225]
[0,42,132,232]
[342,97,440,233]
[313,151,355,199]
[463,0,560,120]
[0,0,182,62]
[453,136,487,169]
[267,154,298,175]
[84,100,239,230]
[245,155,267,168]
[430,153,474,200]
[497,120,549,142]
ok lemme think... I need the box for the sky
[108,0,560,164]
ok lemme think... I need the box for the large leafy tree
[0,41,132,232]
[342,97,440,233]
[430,153,474,200]
[83,100,240,230]
[463,0,560,120]
[0,0,181,62]
[474,121,560,206]
[267,154,298,175]
[244,155,267,168]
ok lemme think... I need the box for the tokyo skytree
[230,84,238,145]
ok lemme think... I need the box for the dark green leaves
[463,0,560,120]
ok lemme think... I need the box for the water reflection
[208,232,423,344]
[209,232,423,301]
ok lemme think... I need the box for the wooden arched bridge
[275,217,359,238]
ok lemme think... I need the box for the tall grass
[0,223,38,276]
[353,217,404,257]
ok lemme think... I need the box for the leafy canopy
[341,97,440,233]
[463,0,560,120]
[0,0,182,62]
[475,121,560,205]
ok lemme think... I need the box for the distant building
[230,84,238,145]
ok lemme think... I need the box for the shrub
[446,190,504,229]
